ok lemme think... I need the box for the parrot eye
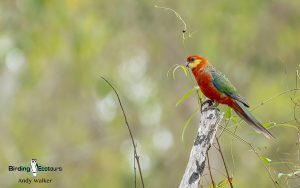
[190,57,195,62]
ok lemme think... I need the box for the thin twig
[283,68,300,126]
[154,5,186,31]
[251,89,300,111]
[216,137,233,188]
[100,76,145,188]
[206,152,216,188]
[154,5,188,44]
[205,166,227,178]
[282,67,300,169]
[230,137,236,176]
[218,124,280,187]
[134,151,137,188]
[293,104,300,126]
[247,143,280,188]
[296,70,298,89]
[217,118,231,138]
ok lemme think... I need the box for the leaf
[171,65,188,79]
[196,86,202,99]
[176,87,198,106]
[263,122,274,128]
[259,156,272,164]
[167,64,180,78]
[181,108,200,141]
[231,116,239,124]
[225,107,231,120]
[180,65,188,76]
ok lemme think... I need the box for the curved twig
[100,76,145,188]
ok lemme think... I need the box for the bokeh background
[0,0,300,187]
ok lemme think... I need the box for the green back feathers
[210,68,250,107]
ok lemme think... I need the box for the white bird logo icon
[30,159,38,177]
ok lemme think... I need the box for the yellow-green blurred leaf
[168,64,188,79]
[225,107,232,120]
[176,86,197,106]
[231,116,239,124]
[259,156,272,164]
[263,122,274,128]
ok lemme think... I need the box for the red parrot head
[186,55,207,69]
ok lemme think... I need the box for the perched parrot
[186,55,274,139]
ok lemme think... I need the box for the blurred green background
[0,0,299,187]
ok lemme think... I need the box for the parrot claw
[202,106,220,112]
[201,99,214,107]
[201,99,219,112]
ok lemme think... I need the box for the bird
[186,55,274,139]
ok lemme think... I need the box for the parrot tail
[230,100,275,139]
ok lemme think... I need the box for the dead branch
[179,100,224,188]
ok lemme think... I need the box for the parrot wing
[211,68,250,108]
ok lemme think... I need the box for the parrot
[186,55,274,139]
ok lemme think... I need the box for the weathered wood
[179,100,224,188]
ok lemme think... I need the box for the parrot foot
[201,99,219,112]
[203,106,219,112]
[201,99,214,108]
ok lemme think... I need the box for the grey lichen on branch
[179,99,224,188]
